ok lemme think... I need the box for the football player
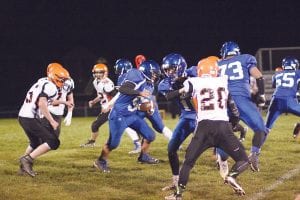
[80,63,116,147]
[158,53,197,191]
[137,60,173,141]
[93,63,160,173]
[216,41,267,172]
[265,57,300,140]
[165,58,249,200]
[114,59,142,154]
[18,63,70,177]
[40,64,75,138]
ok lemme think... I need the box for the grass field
[0,114,300,200]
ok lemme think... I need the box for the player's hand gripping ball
[138,101,152,112]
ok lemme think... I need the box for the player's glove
[229,116,240,129]
[172,77,187,90]
[256,94,266,107]
[63,111,72,126]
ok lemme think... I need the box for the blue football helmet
[220,41,241,59]
[114,59,133,75]
[139,60,161,83]
[161,53,187,79]
[282,56,299,70]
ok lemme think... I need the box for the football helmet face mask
[92,63,108,79]
[62,78,74,92]
[139,60,161,83]
[197,58,219,77]
[47,63,70,88]
[282,56,299,70]
[220,41,240,59]
[161,53,187,80]
[114,59,133,75]
[135,54,146,69]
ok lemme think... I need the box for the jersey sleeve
[103,79,115,93]
[41,82,57,99]
[182,79,193,93]
[245,54,258,70]
[185,66,197,77]
[124,69,144,85]
[158,79,172,96]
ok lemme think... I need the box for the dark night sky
[1,1,300,110]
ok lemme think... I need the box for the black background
[1,1,300,110]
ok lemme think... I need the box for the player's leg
[163,118,195,191]
[147,108,173,140]
[166,121,210,200]
[287,98,300,138]
[234,96,266,171]
[19,117,60,177]
[129,116,158,164]
[125,127,141,154]
[94,111,127,173]
[217,122,249,196]
[81,112,109,147]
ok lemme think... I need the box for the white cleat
[216,154,229,180]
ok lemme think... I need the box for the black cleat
[138,153,159,164]
[93,159,110,173]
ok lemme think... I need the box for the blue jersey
[272,70,300,98]
[117,73,127,86]
[185,66,198,77]
[113,69,147,116]
[218,54,257,97]
[158,77,196,119]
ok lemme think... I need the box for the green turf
[0,114,299,200]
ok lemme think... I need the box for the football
[138,101,152,112]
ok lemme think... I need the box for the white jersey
[48,78,75,116]
[183,76,229,122]
[19,78,57,118]
[92,77,114,105]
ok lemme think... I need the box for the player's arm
[250,67,266,106]
[271,75,276,88]
[63,92,74,126]
[88,95,102,108]
[119,81,150,97]
[101,92,121,113]
[163,78,191,100]
[227,93,240,127]
[66,92,74,111]
[38,96,58,130]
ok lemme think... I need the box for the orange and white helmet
[47,63,70,88]
[197,56,220,67]
[92,63,108,79]
[197,57,219,77]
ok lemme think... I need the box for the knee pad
[107,141,120,151]
[91,121,99,133]
[47,138,60,150]
[146,134,156,143]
